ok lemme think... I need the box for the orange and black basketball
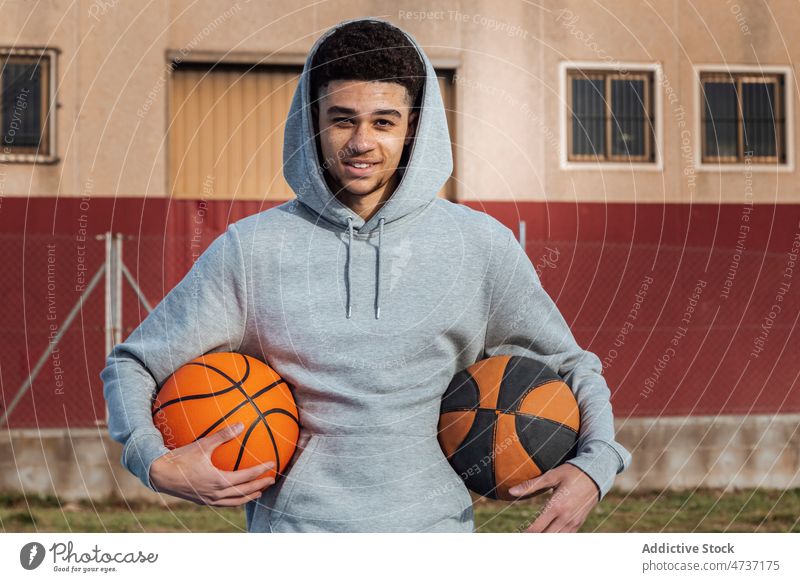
[152,352,299,480]
[438,355,580,500]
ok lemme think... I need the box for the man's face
[313,80,418,199]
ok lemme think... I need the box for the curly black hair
[310,20,425,108]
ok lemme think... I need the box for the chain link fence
[0,233,199,428]
[1,231,797,429]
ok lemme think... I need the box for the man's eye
[376,119,394,128]
[333,117,354,125]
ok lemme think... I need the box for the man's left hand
[508,463,600,533]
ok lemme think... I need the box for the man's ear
[404,111,419,146]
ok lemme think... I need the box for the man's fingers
[509,472,556,498]
[215,476,276,500]
[198,422,246,453]
[217,460,277,486]
[542,517,576,533]
[207,491,264,507]
[525,509,557,533]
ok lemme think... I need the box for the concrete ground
[1,414,798,502]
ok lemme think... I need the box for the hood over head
[283,17,453,236]
[282,17,454,320]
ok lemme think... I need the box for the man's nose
[346,121,376,152]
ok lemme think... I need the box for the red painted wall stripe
[1,197,798,427]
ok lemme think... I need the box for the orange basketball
[438,355,580,500]
[152,352,299,480]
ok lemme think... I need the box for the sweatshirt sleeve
[483,227,632,500]
[100,223,248,491]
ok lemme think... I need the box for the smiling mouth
[343,160,379,176]
[345,160,378,167]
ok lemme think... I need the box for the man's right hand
[148,422,276,506]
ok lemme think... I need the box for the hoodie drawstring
[375,218,384,319]
[344,216,385,320]
[346,217,354,319]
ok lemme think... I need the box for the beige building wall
[1,0,796,203]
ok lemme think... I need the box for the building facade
[1,1,798,499]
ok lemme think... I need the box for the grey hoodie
[101,17,632,533]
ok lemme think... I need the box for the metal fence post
[2,232,155,428]
[0,263,106,428]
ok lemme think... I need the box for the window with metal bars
[1,50,53,159]
[701,72,786,164]
[567,69,655,163]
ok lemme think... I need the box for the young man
[102,17,631,533]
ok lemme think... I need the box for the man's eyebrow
[326,106,403,118]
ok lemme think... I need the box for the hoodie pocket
[266,433,322,529]
[268,433,474,533]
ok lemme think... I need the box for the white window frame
[559,61,663,171]
[694,64,793,173]
[0,47,58,164]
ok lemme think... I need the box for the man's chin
[338,181,379,198]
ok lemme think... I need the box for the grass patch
[1,489,797,533]
[475,488,800,533]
